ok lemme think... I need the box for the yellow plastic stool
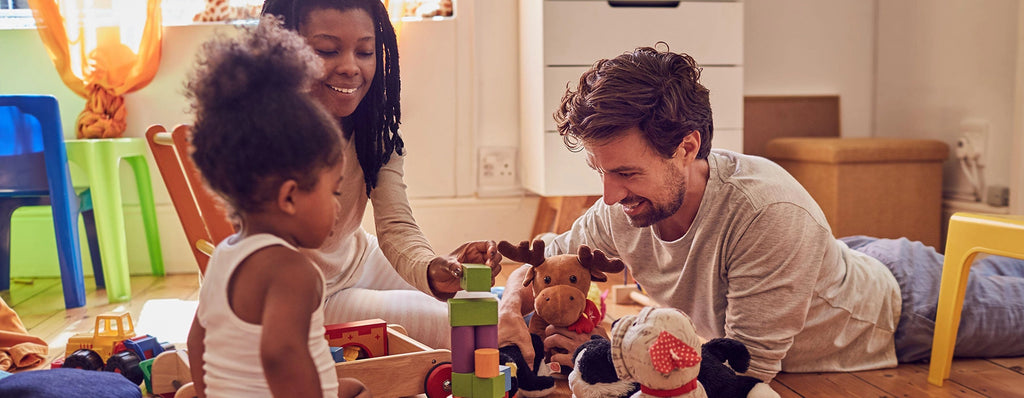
[65,138,165,303]
[928,212,1024,386]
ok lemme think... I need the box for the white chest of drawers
[519,0,744,196]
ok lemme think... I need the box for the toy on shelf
[330,321,453,397]
[55,312,173,385]
[448,263,513,398]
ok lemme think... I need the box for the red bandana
[567,299,603,334]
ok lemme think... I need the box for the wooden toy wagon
[328,319,453,397]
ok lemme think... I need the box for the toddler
[184,18,368,398]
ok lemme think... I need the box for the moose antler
[497,240,546,267]
[577,245,626,282]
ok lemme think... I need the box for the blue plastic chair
[0,95,103,309]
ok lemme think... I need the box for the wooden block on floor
[610,284,657,307]
[611,284,640,304]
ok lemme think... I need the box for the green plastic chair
[64,138,164,302]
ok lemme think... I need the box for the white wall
[746,0,1021,208]
[2,24,236,277]
[6,0,1023,277]
[744,0,877,138]
[875,0,1019,202]
[1,9,536,277]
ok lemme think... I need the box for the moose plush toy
[569,307,778,398]
[496,239,626,397]
[498,240,625,338]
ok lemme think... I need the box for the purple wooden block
[475,324,498,349]
[451,325,476,373]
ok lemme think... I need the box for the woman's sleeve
[369,150,437,295]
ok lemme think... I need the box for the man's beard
[622,166,686,228]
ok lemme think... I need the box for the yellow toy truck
[59,312,172,385]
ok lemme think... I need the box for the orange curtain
[29,0,162,139]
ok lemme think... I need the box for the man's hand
[497,265,536,370]
[498,306,535,370]
[544,324,604,369]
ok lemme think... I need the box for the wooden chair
[531,195,602,239]
[145,124,234,275]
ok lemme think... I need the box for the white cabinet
[519,0,744,196]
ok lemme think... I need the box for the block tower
[448,264,512,398]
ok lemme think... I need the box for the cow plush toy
[496,240,625,397]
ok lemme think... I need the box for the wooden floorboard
[852,363,985,397]
[942,359,1024,397]
[988,356,1024,375]
[5,269,1024,397]
[773,371,892,397]
[769,380,803,398]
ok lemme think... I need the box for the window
[0,0,32,29]
[0,0,454,30]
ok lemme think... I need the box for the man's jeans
[842,236,1024,362]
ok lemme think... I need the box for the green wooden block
[473,374,506,398]
[460,263,492,292]
[448,297,498,327]
[452,372,474,397]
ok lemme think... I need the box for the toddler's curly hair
[186,17,343,215]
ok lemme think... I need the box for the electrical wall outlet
[960,119,989,164]
[478,146,519,195]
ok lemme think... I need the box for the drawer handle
[608,0,681,7]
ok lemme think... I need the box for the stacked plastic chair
[0,95,103,309]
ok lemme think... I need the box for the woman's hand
[427,240,503,299]
[451,240,502,283]
[427,256,463,299]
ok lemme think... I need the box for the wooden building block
[475,348,499,378]
[452,371,474,397]
[324,319,388,358]
[451,326,476,373]
[473,373,506,398]
[500,365,511,391]
[474,324,498,349]
[448,297,498,327]
[461,263,492,292]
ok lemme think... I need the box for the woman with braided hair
[260,0,501,349]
